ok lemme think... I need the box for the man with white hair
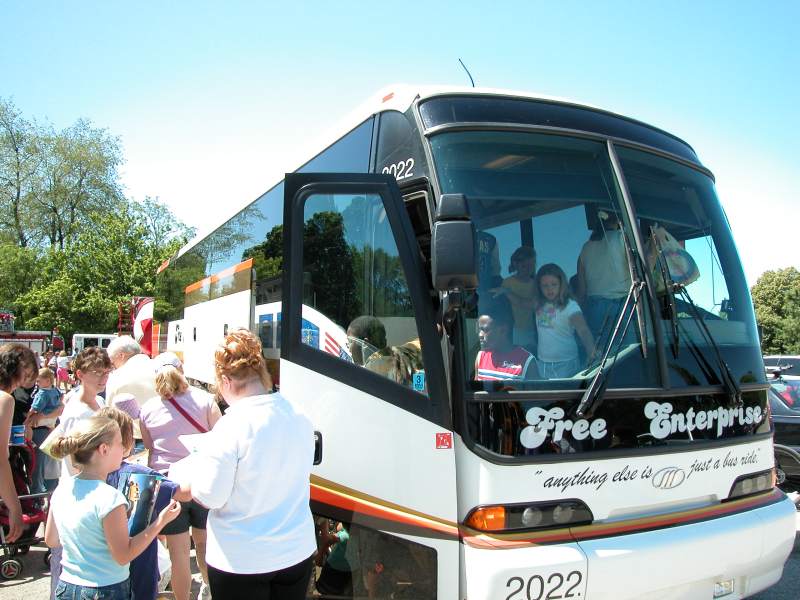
[106,335,157,410]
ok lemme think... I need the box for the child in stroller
[0,441,50,580]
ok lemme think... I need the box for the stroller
[0,441,50,580]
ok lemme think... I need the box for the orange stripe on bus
[156,259,170,274]
[309,476,784,549]
[184,258,253,294]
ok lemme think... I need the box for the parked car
[769,386,800,491]
[764,355,800,376]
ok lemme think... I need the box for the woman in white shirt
[180,330,315,600]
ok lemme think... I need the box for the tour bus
[153,86,795,599]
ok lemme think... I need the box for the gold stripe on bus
[310,475,784,549]
[310,475,460,537]
[184,258,254,295]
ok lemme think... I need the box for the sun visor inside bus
[432,194,478,292]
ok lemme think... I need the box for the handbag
[650,224,700,289]
[166,397,208,433]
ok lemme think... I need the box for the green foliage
[751,267,800,354]
[1,97,127,249]
[0,98,192,343]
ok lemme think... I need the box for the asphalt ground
[0,538,201,600]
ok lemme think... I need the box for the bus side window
[300,192,427,395]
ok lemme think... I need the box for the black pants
[208,556,313,600]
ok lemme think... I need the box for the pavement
[0,539,201,600]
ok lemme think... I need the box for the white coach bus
[153,86,795,599]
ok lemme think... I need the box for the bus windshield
[428,131,763,393]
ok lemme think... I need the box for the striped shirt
[476,347,534,380]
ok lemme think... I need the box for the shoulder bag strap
[166,396,208,433]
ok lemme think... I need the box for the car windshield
[771,379,800,408]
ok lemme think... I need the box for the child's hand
[157,500,182,527]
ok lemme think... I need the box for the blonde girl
[492,246,538,346]
[45,415,180,600]
[535,263,595,378]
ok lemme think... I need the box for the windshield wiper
[677,285,743,406]
[575,280,644,419]
[649,232,742,407]
[650,226,680,359]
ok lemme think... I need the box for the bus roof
[171,84,696,261]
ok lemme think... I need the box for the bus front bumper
[462,493,796,600]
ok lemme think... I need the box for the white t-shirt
[59,392,106,480]
[536,300,582,362]
[105,353,157,407]
[579,230,631,298]
[191,393,316,574]
[56,356,70,369]
[106,353,156,438]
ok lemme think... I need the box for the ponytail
[49,416,119,466]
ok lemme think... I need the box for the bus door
[281,173,458,599]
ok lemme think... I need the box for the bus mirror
[432,194,478,292]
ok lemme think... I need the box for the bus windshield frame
[423,121,767,460]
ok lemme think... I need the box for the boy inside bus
[474,300,538,381]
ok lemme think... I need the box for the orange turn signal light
[464,506,506,532]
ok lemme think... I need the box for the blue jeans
[31,427,54,494]
[54,578,130,600]
[585,296,634,352]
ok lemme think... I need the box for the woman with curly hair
[178,329,315,600]
[0,343,38,542]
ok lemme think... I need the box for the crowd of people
[1,330,316,600]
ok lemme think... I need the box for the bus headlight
[464,500,593,533]
[727,468,775,501]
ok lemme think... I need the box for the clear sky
[1,1,797,284]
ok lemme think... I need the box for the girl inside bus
[535,263,595,378]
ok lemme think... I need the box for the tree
[32,119,125,249]
[751,267,800,354]
[133,196,196,248]
[14,201,188,341]
[0,98,41,247]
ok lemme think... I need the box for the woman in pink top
[140,364,221,600]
